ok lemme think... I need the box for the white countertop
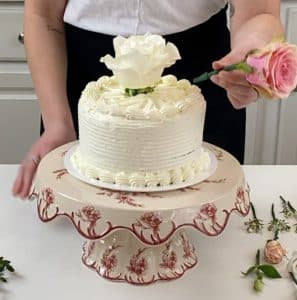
[1,165,297,300]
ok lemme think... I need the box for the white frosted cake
[71,34,211,188]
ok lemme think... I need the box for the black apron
[63,6,246,163]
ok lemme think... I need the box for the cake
[71,34,211,188]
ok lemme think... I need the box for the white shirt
[63,0,228,36]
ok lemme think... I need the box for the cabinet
[0,1,40,164]
[244,1,297,164]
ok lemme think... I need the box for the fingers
[12,124,77,200]
[210,71,258,109]
[12,167,24,198]
[12,155,39,199]
[212,49,247,70]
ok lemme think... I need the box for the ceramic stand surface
[32,142,250,285]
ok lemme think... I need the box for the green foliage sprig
[280,196,297,233]
[244,202,264,233]
[125,86,155,96]
[268,203,291,239]
[0,256,15,283]
[242,249,282,292]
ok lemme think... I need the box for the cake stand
[31,141,250,285]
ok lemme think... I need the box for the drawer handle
[18,32,24,44]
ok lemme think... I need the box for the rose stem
[251,202,257,219]
[271,203,277,221]
[288,201,296,213]
[279,195,287,206]
[289,272,297,285]
[256,249,260,265]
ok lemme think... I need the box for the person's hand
[210,48,258,109]
[210,11,284,110]
[12,122,76,199]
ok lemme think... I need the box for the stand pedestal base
[82,229,197,285]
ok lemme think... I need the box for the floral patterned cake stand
[31,141,250,285]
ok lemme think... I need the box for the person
[12,0,284,199]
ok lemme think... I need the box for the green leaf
[241,265,258,276]
[125,86,155,97]
[6,265,15,272]
[3,260,10,264]
[258,265,282,278]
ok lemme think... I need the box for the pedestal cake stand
[31,141,250,285]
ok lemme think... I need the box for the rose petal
[100,34,181,88]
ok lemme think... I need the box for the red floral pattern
[181,233,195,260]
[115,194,143,208]
[198,203,217,224]
[211,147,224,160]
[234,186,250,216]
[127,248,148,277]
[41,188,54,218]
[136,212,163,237]
[53,168,68,179]
[204,178,226,184]
[76,206,101,236]
[86,241,96,258]
[42,187,54,205]
[159,242,177,270]
[97,189,143,207]
[96,189,163,208]
[193,202,230,236]
[36,187,59,221]
[101,244,122,276]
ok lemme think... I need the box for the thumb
[212,49,247,70]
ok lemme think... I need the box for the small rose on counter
[242,249,282,293]
[264,239,287,265]
[0,256,15,283]
[193,37,297,100]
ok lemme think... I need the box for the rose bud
[264,239,287,264]
[246,38,297,99]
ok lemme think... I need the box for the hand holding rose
[194,38,297,108]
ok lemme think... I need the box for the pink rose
[246,39,297,99]
[264,240,287,264]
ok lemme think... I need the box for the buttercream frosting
[72,74,210,188]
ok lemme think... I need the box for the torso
[63,0,228,36]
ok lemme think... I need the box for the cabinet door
[0,4,26,61]
[0,93,40,164]
[245,3,297,165]
[276,6,297,164]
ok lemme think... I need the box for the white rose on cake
[100,33,181,89]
